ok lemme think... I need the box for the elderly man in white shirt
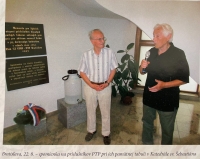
[78,29,118,145]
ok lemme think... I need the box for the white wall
[96,0,200,84]
[4,0,136,128]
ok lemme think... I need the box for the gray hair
[88,29,103,39]
[154,23,173,42]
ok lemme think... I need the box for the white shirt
[78,47,118,83]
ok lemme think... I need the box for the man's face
[90,31,105,49]
[153,27,171,49]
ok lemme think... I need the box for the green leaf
[118,86,127,98]
[123,86,128,92]
[122,68,129,80]
[131,73,137,80]
[128,60,135,73]
[118,63,126,72]
[121,54,130,63]
[128,80,134,89]
[112,85,117,97]
[117,50,125,53]
[119,79,123,86]
[113,78,119,85]
[133,61,140,70]
[126,43,134,50]
[116,71,122,79]
[113,76,119,85]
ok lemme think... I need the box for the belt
[91,81,107,85]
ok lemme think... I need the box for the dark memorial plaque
[6,56,49,91]
[5,22,46,58]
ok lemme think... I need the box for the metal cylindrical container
[62,70,82,104]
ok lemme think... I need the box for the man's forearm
[149,79,186,92]
[80,72,92,87]
[163,79,186,89]
[107,69,116,83]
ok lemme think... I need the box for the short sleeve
[78,53,87,73]
[176,51,189,83]
[110,51,118,70]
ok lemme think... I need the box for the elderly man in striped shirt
[78,29,118,145]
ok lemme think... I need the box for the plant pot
[120,96,132,105]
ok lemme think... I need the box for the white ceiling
[59,0,123,19]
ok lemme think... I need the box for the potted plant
[107,43,140,105]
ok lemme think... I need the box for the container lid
[68,69,78,74]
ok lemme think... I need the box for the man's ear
[167,33,172,41]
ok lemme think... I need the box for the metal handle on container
[62,75,69,81]
[77,74,81,78]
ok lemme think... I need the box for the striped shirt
[78,47,118,83]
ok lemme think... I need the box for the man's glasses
[91,37,107,41]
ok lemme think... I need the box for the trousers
[142,104,178,145]
[84,84,111,136]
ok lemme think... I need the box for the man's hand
[90,83,102,91]
[140,60,150,74]
[141,59,150,69]
[148,79,164,92]
[148,79,186,92]
[99,83,109,90]
[91,83,108,91]
[90,83,108,91]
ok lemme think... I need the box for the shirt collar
[92,48,104,56]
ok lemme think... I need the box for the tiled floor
[3,94,200,145]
